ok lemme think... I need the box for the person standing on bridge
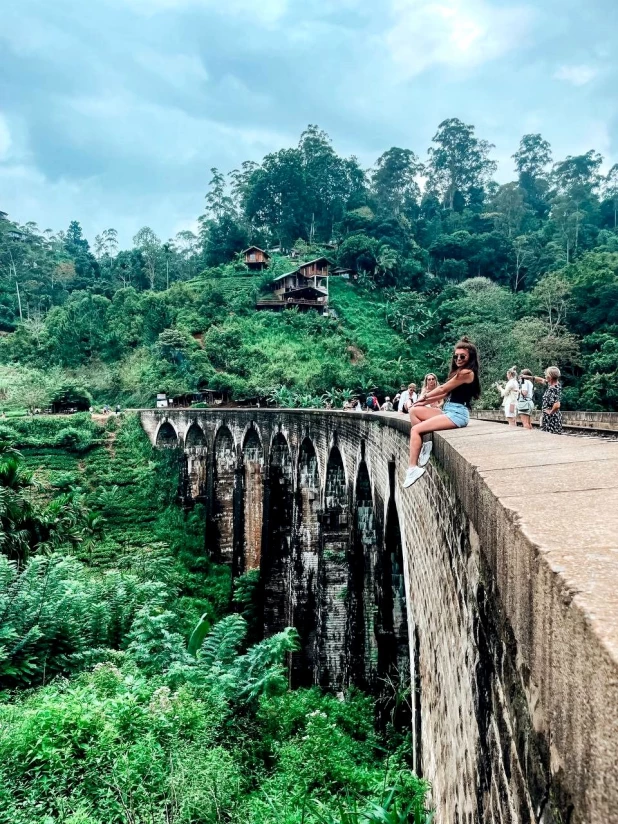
[403,337,481,488]
[496,367,519,427]
[535,366,563,434]
[418,373,443,408]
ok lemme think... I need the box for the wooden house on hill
[243,246,270,271]
[256,257,332,313]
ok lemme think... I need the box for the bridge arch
[185,422,207,448]
[155,420,179,448]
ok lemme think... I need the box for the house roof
[297,256,332,268]
[242,246,270,257]
[273,269,300,282]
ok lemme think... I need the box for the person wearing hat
[381,396,394,411]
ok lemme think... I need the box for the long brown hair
[448,336,481,399]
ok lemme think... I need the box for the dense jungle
[1,121,617,413]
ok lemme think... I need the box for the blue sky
[1,0,617,247]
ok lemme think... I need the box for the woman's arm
[413,371,473,406]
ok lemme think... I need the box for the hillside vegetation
[1,121,617,411]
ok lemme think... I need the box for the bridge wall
[140,409,618,824]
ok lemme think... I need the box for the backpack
[366,396,374,408]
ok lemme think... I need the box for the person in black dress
[534,366,563,434]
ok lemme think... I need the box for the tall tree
[243,149,307,248]
[298,125,349,241]
[372,147,422,218]
[513,133,552,217]
[603,164,618,229]
[426,118,497,210]
[551,151,603,256]
[63,221,99,290]
[133,227,161,290]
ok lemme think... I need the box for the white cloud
[386,0,535,77]
[553,64,598,87]
[0,114,11,160]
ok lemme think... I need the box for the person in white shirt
[496,367,519,427]
[398,383,418,413]
[517,368,535,429]
[381,396,394,411]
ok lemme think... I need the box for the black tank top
[448,376,476,408]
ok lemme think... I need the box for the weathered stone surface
[141,409,618,824]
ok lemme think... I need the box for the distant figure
[496,368,519,427]
[517,369,535,429]
[365,393,379,411]
[393,391,401,408]
[404,337,481,488]
[115,404,121,416]
[398,383,418,413]
[418,374,443,408]
[381,396,394,412]
[352,399,362,411]
[535,367,563,434]
[343,400,351,411]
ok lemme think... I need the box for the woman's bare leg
[507,416,517,427]
[408,406,449,466]
[520,414,532,430]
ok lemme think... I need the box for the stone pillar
[185,423,208,503]
[242,428,264,573]
[208,426,236,565]
[351,460,379,690]
[261,432,293,638]
[376,493,410,728]
[317,445,350,690]
[290,437,321,688]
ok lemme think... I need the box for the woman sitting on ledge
[403,337,481,488]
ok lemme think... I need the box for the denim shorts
[443,402,469,428]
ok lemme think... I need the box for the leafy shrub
[0,424,18,443]
[54,426,93,452]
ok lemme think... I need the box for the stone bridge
[140,408,618,824]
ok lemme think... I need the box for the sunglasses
[454,353,468,361]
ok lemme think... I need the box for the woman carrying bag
[516,368,535,430]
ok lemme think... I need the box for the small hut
[243,246,270,271]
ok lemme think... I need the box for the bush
[54,426,94,452]
[0,424,18,443]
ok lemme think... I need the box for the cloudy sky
[1,0,617,247]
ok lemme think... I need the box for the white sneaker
[403,466,426,488]
[418,440,433,467]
